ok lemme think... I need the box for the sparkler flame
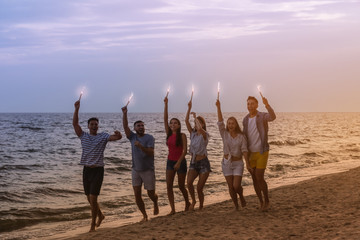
[166,86,170,98]
[78,88,85,101]
[257,85,264,98]
[190,85,194,101]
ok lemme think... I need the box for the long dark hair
[166,118,182,146]
[226,117,243,134]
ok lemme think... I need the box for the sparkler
[165,86,170,98]
[79,91,83,101]
[125,92,133,107]
[190,85,194,101]
[257,85,264,98]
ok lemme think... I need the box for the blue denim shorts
[166,159,187,174]
[189,157,211,174]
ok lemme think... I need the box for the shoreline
[46,166,360,240]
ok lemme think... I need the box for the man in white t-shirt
[243,96,276,211]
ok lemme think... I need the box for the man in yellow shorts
[243,96,276,211]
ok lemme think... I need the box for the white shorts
[222,158,244,177]
[132,169,156,190]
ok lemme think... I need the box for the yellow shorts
[249,152,269,169]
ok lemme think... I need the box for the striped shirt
[79,132,110,167]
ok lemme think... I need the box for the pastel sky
[1,0,360,113]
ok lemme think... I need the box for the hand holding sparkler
[74,100,80,110]
[257,85,269,107]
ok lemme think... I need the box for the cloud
[0,0,356,64]
[293,12,345,21]
[146,0,344,14]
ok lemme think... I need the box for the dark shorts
[166,159,187,174]
[189,157,211,174]
[83,166,104,195]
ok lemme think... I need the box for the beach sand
[57,167,360,240]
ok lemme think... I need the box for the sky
[1,0,360,113]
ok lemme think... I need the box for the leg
[84,167,104,231]
[196,172,209,210]
[255,168,269,211]
[147,189,159,216]
[233,176,246,208]
[96,206,105,227]
[87,194,99,232]
[177,172,191,211]
[166,169,176,214]
[225,175,239,210]
[86,198,105,228]
[250,169,263,209]
[187,169,199,210]
[133,186,148,221]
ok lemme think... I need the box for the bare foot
[240,197,247,208]
[189,201,196,211]
[154,201,159,215]
[89,224,96,232]
[262,202,270,211]
[96,214,105,228]
[167,210,175,216]
[185,201,191,211]
[258,202,264,210]
[140,216,148,222]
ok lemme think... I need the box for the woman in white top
[185,100,211,210]
[216,99,251,210]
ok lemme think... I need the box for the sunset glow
[0,0,359,112]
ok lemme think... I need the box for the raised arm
[121,106,131,138]
[164,97,169,134]
[185,100,193,134]
[262,97,276,121]
[72,100,83,137]
[216,99,223,122]
[194,117,207,141]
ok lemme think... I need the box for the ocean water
[1,112,359,239]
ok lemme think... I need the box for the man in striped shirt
[73,100,122,232]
